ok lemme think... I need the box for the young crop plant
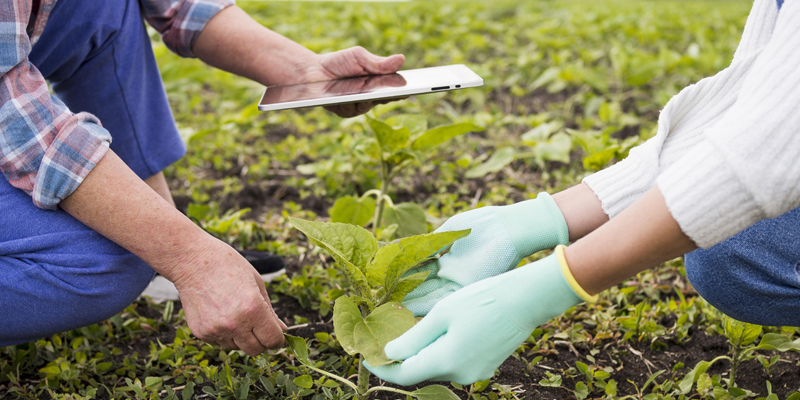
[329,115,483,239]
[285,217,471,400]
[679,316,800,397]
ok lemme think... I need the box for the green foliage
[289,218,468,398]
[329,196,376,227]
[333,300,415,366]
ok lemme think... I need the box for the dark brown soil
[273,293,800,399]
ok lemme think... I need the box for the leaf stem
[360,189,382,201]
[364,386,415,397]
[303,363,359,392]
[372,156,390,234]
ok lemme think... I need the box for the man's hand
[402,192,569,316]
[171,238,287,355]
[59,150,287,356]
[303,46,405,117]
[367,249,593,385]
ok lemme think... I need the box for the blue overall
[0,0,184,346]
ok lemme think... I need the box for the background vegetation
[5,1,800,399]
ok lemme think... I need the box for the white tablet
[258,64,483,111]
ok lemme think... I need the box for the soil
[274,294,800,400]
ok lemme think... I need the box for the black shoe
[236,249,285,275]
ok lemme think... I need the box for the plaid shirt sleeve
[1,0,111,210]
[142,0,235,58]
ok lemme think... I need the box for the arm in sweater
[658,0,800,248]
[582,0,778,220]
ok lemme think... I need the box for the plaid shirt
[1,0,233,209]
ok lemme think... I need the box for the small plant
[285,217,470,399]
[329,115,483,239]
[679,316,800,396]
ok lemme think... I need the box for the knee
[686,243,800,327]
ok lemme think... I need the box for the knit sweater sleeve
[657,0,800,248]
[582,0,778,219]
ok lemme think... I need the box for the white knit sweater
[583,0,800,249]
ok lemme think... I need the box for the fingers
[351,46,405,75]
[324,101,375,118]
[233,333,266,356]
[365,336,447,386]
[384,310,448,361]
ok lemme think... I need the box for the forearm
[193,5,317,86]
[564,186,697,295]
[552,183,609,241]
[59,150,212,284]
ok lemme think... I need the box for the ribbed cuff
[582,145,659,219]
[493,192,569,258]
[657,140,764,249]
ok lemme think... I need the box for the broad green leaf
[574,381,589,400]
[605,379,617,396]
[411,123,484,151]
[521,121,563,142]
[289,218,375,293]
[465,147,515,178]
[386,114,428,137]
[332,296,363,356]
[385,148,420,167]
[284,335,311,365]
[388,271,431,303]
[329,196,376,227]
[382,202,428,238]
[533,132,572,164]
[411,384,460,400]
[723,316,761,347]
[678,360,712,394]
[368,117,410,153]
[293,375,313,389]
[755,333,800,352]
[352,302,416,366]
[367,229,471,295]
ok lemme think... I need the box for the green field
[5,1,800,399]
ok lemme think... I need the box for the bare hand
[171,239,287,356]
[303,46,405,117]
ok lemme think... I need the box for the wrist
[492,192,569,258]
[147,223,223,288]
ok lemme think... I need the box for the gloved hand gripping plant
[285,217,470,400]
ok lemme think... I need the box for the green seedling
[287,217,470,400]
[329,115,483,238]
[679,316,800,396]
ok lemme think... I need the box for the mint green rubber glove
[402,192,568,316]
[365,247,597,386]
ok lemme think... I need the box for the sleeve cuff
[582,143,661,219]
[657,140,765,249]
[32,113,112,209]
[165,0,236,58]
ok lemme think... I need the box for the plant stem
[729,346,740,388]
[371,158,390,235]
[357,356,370,400]
[364,386,415,397]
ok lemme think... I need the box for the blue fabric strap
[777,0,784,10]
